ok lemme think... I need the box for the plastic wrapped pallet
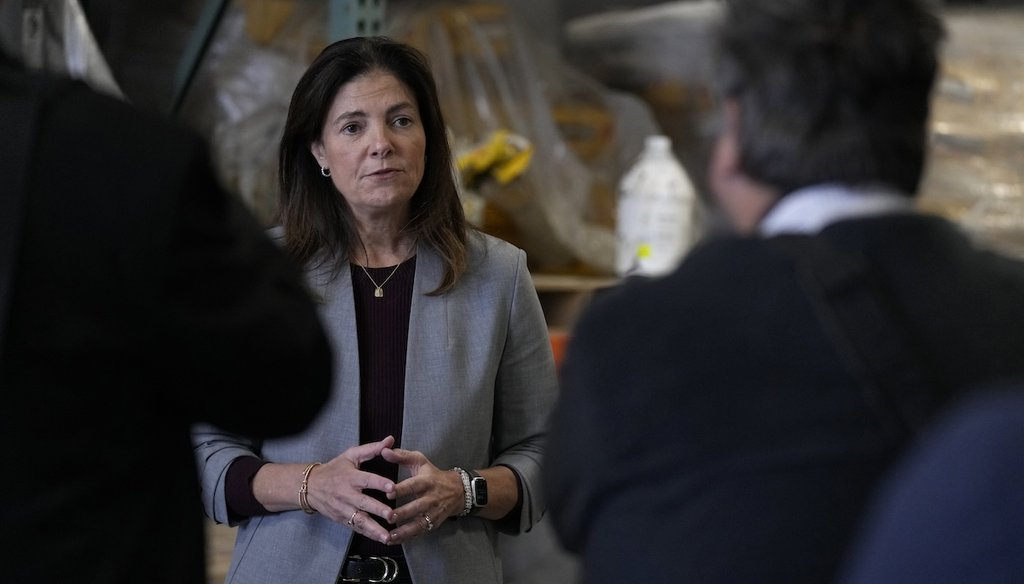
[566,2,1024,259]
[390,1,663,274]
[564,0,722,200]
[920,7,1024,258]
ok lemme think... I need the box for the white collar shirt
[758,184,915,237]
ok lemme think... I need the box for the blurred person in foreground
[543,0,1024,582]
[838,382,1024,584]
[192,36,558,584]
[0,50,332,583]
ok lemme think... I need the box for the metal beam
[169,0,230,116]
[329,0,386,41]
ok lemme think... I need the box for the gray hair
[713,0,946,196]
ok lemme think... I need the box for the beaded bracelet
[451,467,473,517]
[299,462,321,514]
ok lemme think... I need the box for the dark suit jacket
[838,384,1024,584]
[544,213,1024,583]
[0,63,331,583]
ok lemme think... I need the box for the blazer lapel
[309,262,362,454]
[401,242,449,467]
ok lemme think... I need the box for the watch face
[471,476,488,506]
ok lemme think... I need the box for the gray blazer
[194,231,559,584]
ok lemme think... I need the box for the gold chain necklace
[359,239,417,298]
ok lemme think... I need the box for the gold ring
[347,510,358,527]
[422,514,434,532]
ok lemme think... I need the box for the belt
[339,555,408,583]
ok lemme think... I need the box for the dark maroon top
[224,258,416,561]
[349,257,415,558]
[224,253,521,556]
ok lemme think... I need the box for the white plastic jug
[615,134,697,277]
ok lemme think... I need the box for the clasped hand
[303,435,464,545]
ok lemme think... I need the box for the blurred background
[4,0,1021,279]
[2,1,1021,582]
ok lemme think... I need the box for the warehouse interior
[8,0,1023,281]
[3,1,1022,582]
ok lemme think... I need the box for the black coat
[0,64,331,583]
[544,214,1024,583]
[838,384,1024,584]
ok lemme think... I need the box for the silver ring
[422,514,434,532]
[347,510,358,527]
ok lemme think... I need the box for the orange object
[549,329,570,370]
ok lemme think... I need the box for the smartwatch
[467,469,488,513]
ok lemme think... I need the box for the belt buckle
[368,556,399,583]
[340,555,399,583]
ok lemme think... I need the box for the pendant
[374,287,384,298]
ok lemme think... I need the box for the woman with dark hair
[194,36,558,584]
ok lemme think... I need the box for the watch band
[467,469,488,512]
